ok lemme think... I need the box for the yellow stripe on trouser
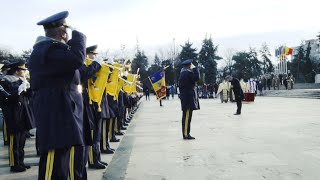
[109,118,113,139]
[9,135,14,166]
[69,146,75,180]
[89,130,94,164]
[103,120,107,150]
[45,150,55,180]
[4,121,7,141]
[115,119,118,133]
[184,109,190,137]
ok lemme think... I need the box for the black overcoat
[178,67,200,111]
[28,31,86,152]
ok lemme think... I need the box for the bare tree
[223,48,236,74]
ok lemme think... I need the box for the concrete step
[263,89,320,99]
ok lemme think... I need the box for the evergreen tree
[198,36,222,84]
[291,43,305,82]
[175,40,198,83]
[154,53,161,67]
[304,42,315,82]
[161,60,174,85]
[259,42,274,73]
[132,50,149,82]
[232,48,262,80]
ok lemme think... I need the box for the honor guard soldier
[84,45,110,169]
[0,61,34,172]
[28,11,86,179]
[0,63,10,146]
[178,59,200,140]
[226,75,244,115]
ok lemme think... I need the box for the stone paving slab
[1,95,320,180]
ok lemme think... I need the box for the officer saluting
[0,61,34,172]
[178,59,200,140]
[28,11,86,179]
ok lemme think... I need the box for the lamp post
[173,38,177,88]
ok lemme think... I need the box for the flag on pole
[286,48,293,55]
[275,49,279,57]
[149,69,166,99]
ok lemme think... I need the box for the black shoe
[21,163,31,169]
[10,165,26,172]
[101,148,114,154]
[115,132,124,136]
[110,138,120,142]
[99,161,108,166]
[234,113,241,115]
[121,126,127,130]
[183,135,195,140]
[88,162,106,169]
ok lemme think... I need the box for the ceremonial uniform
[29,11,86,179]
[0,61,34,172]
[100,93,114,154]
[107,94,120,142]
[74,55,102,178]
[178,59,200,140]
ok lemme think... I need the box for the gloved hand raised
[93,56,103,65]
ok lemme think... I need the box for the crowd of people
[0,11,143,180]
[194,73,295,100]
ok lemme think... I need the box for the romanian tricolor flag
[149,69,166,99]
[285,47,293,55]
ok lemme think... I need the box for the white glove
[68,26,77,31]
[24,80,30,89]
[18,83,26,95]
[191,63,196,69]
[93,56,103,65]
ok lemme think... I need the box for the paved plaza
[1,95,320,180]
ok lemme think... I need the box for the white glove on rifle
[93,56,103,65]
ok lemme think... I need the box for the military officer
[226,75,244,115]
[28,11,86,179]
[0,64,10,146]
[0,61,33,172]
[178,59,200,140]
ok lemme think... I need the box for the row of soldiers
[0,11,143,180]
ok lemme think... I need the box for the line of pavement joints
[103,114,138,179]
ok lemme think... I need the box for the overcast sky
[0,0,319,64]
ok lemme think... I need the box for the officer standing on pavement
[0,61,34,172]
[178,59,200,140]
[0,64,10,146]
[28,11,86,179]
[226,75,244,115]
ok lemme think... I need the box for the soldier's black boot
[88,162,106,169]
[10,165,26,172]
[99,161,108,166]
